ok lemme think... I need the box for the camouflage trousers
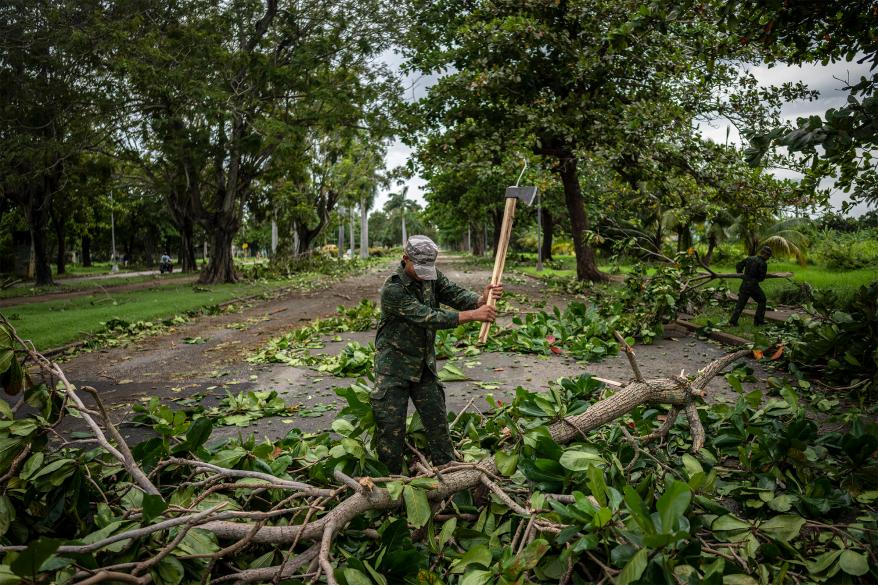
[370,366,455,474]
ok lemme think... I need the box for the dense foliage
[0,337,876,584]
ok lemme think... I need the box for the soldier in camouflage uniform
[373,235,502,474]
[729,246,772,326]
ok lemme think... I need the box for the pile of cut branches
[0,317,876,585]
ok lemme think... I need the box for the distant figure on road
[160,253,172,274]
[729,246,772,327]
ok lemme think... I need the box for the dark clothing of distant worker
[372,262,480,473]
[730,254,769,326]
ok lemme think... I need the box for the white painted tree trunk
[349,207,355,258]
[271,218,278,256]
[360,199,368,259]
[337,220,344,259]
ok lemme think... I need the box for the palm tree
[732,216,811,265]
[703,209,736,265]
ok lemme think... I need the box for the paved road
[45,256,767,446]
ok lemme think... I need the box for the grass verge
[0,272,193,300]
[2,257,390,350]
[3,281,290,350]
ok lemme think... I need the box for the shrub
[551,241,575,255]
[709,242,741,265]
[779,281,878,394]
[811,229,878,270]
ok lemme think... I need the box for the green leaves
[0,328,25,396]
[437,363,469,382]
[451,545,492,574]
[10,538,62,578]
[402,485,431,528]
[141,494,168,523]
[495,449,519,476]
[558,448,606,472]
[838,550,869,576]
[616,548,648,585]
[656,480,692,533]
[0,495,14,537]
[758,515,805,541]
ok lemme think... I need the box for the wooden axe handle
[479,197,517,343]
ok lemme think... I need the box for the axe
[478,163,537,344]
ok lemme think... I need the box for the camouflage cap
[760,245,773,257]
[405,235,439,280]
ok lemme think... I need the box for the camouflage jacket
[375,262,480,382]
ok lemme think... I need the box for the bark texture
[558,157,606,282]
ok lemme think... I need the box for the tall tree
[0,1,111,285]
[118,0,397,283]
[722,1,878,208]
[404,1,788,281]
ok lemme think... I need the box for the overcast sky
[375,51,874,216]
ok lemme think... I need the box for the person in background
[372,235,502,474]
[729,245,772,327]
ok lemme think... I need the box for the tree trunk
[337,221,344,258]
[28,194,54,286]
[747,237,758,256]
[558,157,606,282]
[81,235,92,267]
[472,224,484,256]
[179,217,197,272]
[491,209,502,252]
[360,203,369,259]
[349,208,355,257]
[540,207,553,261]
[677,224,692,252]
[705,233,717,265]
[199,225,237,284]
[52,209,67,275]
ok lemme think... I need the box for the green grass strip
[2,280,289,350]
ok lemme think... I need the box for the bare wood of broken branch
[640,406,679,444]
[685,402,706,452]
[2,316,161,496]
[163,457,335,496]
[212,543,320,584]
[79,385,160,495]
[333,469,363,494]
[199,350,753,551]
[613,330,643,382]
[479,474,530,517]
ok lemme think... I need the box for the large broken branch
[1,315,160,496]
[3,314,751,584]
[200,348,751,583]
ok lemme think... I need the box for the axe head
[505,185,538,205]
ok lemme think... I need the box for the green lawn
[712,260,877,303]
[508,254,876,303]
[0,272,193,300]
[2,280,290,350]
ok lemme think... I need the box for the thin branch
[613,330,643,382]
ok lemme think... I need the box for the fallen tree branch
[200,349,752,545]
[0,315,160,496]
